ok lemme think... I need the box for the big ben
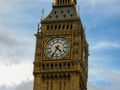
[33,0,89,90]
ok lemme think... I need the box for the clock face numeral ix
[46,37,70,59]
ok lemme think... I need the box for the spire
[53,0,77,6]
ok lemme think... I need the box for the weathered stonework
[33,0,89,90]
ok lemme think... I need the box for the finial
[37,22,40,33]
[78,6,80,16]
[41,9,44,20]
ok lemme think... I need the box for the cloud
[0,80,33,90]
[0,29,20,47]
[0,0,120,90]
[0,0,42,15]
[40,0,52,2]
[0,1,35,88]
[88,83,111,90]
[90,41,120,51]
[88,66,120,90]
[15,80,33,90]
[0,61,33,86]
[0,85,14,90]
[78,0,120,18]
[0,0,19,14]
[79,0,119,7]
[0,28,32,66]
[88,0,115,6]
[106,71,120,90]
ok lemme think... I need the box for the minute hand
[56,47,61,52]
[51,48,57,57]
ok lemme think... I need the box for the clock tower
[33,0,89,90]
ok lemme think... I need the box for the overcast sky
[0,0,120,90]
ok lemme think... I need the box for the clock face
[46,37,70,59]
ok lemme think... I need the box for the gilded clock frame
[42,34,72,61]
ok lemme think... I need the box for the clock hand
[51,48,57,57]
[51,45,62,57]
[56,45,62,52]
[56,47,61,52]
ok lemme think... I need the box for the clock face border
[45,37,70,60]
[43,36,71,61]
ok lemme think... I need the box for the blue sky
[0,0,120,90]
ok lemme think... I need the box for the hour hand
[56,45,61,52]
[57,47,61,52]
